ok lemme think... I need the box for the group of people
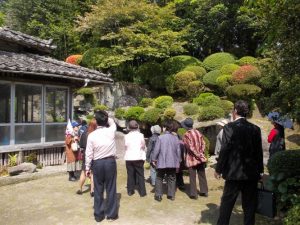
[64,100,286,225]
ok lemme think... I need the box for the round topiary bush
[193,93,221,106]
[164,108,176,119]
[183,103,199,115]
[114,108,126,120]
[94,104,108,111]
[76,87,93,95]
[162,55,203,77]
[66,54,82,65]
[220,63,240,75]
[135,62,164,88]
[237,56,258,66]
[203,52,236,71]
[124,106,145,121]
[187,80,205,98]
[203,70,222,86]
[216,75,233,89]
[220,99,234,115]
[154,96,174,109]
[139,98,153,108]
[165,75,176,94]
[198,105,225,121]
[139,108,163,124]
[174,71,197,94]
[232,65,261,84]
[183,65,207,80]
[226,84,262,100]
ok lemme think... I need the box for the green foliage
[267,150,300,211]
[114,108,126,120]
[237,56,257,66]
[183,65,207,80]
[226,84,261,101]
[24,152,37,164]
[0,12,4,26]
[165,75,176,94]
[187,80,205,98]
[138,98,153,108]
[76,88,93,96]
[174,71,197,94]
[177,127,187,138]
[8,153,18,167]
[220,100,234,115]
[198,105,225,121]
[216,75,233,89]
[139,108,162,124]
[163,108,176,119]
[86,114,94,120]
[284,204,300,225]
[154,96,174,109]
[220,64,240,75]
[203,70,222,86]
[193,93,220,106]
[203,52,236,71]
[232,65,261,84]
[124,106,145,121]
[183,103,199,115]
[162,55,203,77]
[135,62,164,89]
[94,104,108,111]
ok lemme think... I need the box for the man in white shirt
[85,110,118,222]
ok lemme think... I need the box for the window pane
[15,125,41,144]
[45,124,66,142]
[15,84,42,123]
[46,87,67,123]
[0,126,10,146]
[0,83,11,123]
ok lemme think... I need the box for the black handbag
[256,182,276,218]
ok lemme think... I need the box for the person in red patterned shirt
[268,121,285,159]
[181,118,208,199]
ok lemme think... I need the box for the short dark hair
[234,100,249,117]
[163,119,177,133]
[94,110,108,126]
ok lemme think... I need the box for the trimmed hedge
[183,65,207,80]
[66,54,82,65]
[164,108,176,119]
[76,87,93,95]
[165,75,176,94]
[193,93,221,106]
[237,56,258,66]
[198,105,225,121]
[154,96,174,109]
[139,98,153,108]
[114,108,126,119]
[220,99,234,115]
[203,70,222,86]
[216,74,233,89]
[203,52,236,71]
[139,108,162,124]
[124,106,145,120]
[284,205,300,225]
[135,62,164,88]
[183,103,199,115]
[220,63,240,75]
[226,84,261,100]
[94,104,108,111]
[232,65,261,84]
[187,80,205,98]
[174,71,197,94]
[162,55,203,77]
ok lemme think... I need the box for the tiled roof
[0,51,113,84]
[0,27,56,53]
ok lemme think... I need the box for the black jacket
[215,118,263,180]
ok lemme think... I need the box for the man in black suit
[215,100,264,225]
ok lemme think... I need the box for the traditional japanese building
[0,27,113,166]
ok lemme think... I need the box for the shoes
[140,193,147,197]
[154,195,162,202]
[95,217,104,222]
[199,193,208,197]
[107,216,118,222]
[69,176,76,182]
[76,190,82,195]
[90,192,94,197]
[178,185,185,191]
[128,190,135,196]
[167,196,175,201]
[190,196,198,200]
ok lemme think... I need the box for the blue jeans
[150,165,157,186]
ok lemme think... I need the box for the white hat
[216,119,229,127]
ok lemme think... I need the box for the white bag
[71,142,78,151]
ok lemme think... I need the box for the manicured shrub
[135,62,164,87]
[284,205,300,225]
[124,106,145,121]
[203,70,222,86]
[232,65,261,84]
[94,104,108,111]
[198,105,225,121]
[154,96,174,109]
[177,128,187,138]
[139,108,162,124]
[203,52,236,71]
[237,56,258,66]
[220,63,240,75]
[139,98,153,108]
[174,71,197,94]
[164,108,176,119]
[183,103,199,115]
[76,87,93,95]
[183,66,207,80]
[216,75,233,89]
[193,93,221,106]
[114,108,126,120]
[162,55,203,77]
[226,84,261,100]
[187,81,205,98]
[65,55,82,65]
[220,99,234,115]
[165,75,176,94]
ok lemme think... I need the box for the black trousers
[93,157,118,220]
[126,160,146,196]
[155,168,176,197]
[217,180,258,225]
